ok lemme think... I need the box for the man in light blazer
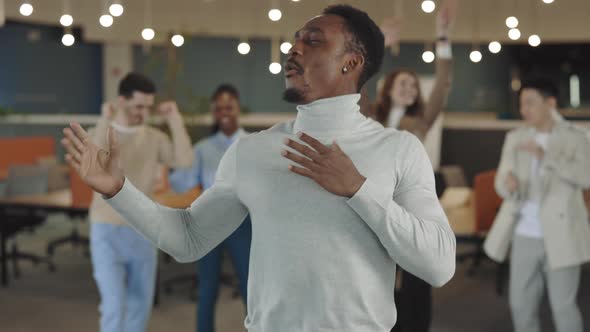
[484,77,590,332]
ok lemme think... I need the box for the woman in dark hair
[373,41,451,142]
[168,84,251,332]
[374,3,457,332]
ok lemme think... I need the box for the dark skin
[285,14,364,103]
[212,92,241,137]
[61,14,369,199]
[282,14,368,197]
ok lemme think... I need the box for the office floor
[1,214,589,332]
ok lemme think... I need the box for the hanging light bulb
[109,3,124,17]
[421,0,436,13]
[508,28,521,40]
[528,34,541,47]
[488,41,502,54]
[542,0,554,3]
[20,2,34,16]
[505,16,519,28]
[269,62,282,74]
[141,28,155,40]
[470,50,482,63]
[268,9,282,21]
[62,33,75,46]
[60,14,73,27]
[99,14,114,27]
[171,34,184,47]
[422,51,435,63]
[280,42,292,55]
[237,42,251,55]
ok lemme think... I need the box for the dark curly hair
[323,5,385,91]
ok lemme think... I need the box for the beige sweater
[88,115,193,225]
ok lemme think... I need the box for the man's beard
[282,87,305,104]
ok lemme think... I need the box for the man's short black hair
[211,84,240,102]
[118,72,156,98]
[519,76,559,99]
[323,5,384,91]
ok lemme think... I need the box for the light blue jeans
[91,223,157,332]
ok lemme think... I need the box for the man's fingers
[61,138,82,163]
[285,138,321,161]
[288,165,315,180]
[331,141,343,153]
[64,154,81,172]
[69,122,90,144]
[281,150,320,172]
[298,132,330,154]
[62,129,85,154]
[107,126,119,156]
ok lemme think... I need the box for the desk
[0,188,199,287]
[0,190,87,286]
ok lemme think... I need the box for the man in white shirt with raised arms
[62,5,455,331]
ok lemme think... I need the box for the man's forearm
[168,115,194,168]
[106,177,248,262]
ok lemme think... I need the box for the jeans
[91,223,157,332]
[197,217,252,332]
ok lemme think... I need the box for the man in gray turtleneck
[61,5,456,332]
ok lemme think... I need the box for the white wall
[0,0,5,27]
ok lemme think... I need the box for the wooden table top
[0,187,201,210]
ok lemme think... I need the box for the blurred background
[0,0,589,331]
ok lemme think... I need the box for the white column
[102,43,133,101]
[0,0,5,27]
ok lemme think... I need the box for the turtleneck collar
[293,94,366,138]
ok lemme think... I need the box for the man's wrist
[349,175,367,198]
[166,112,183,125]
[106,177,125,199]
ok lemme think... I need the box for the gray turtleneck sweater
[106,94,456,332]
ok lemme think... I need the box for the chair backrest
[69,168,94,208]
[5,165,50,197]
[0,137,55,171]
[473,169,503,233]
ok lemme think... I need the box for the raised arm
[62,122,248,262]
[156,101,194,168]
[413,1,455,138]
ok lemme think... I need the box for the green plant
[0,106,15,117]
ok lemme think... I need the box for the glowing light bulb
[20,3,34,16]
[421,0,436,13]
[99,14,114,27]
[269,62,282,74]
[268,9,282,21]
[237,42,251,55]
[422,51,435,63]
[488,41,502,53]
[142,28,155,40]
[109,4,124,17]
[62,33,75,46]
[470,50,482,63]
[60,14,73,27]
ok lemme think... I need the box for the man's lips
[284,60,303,77]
